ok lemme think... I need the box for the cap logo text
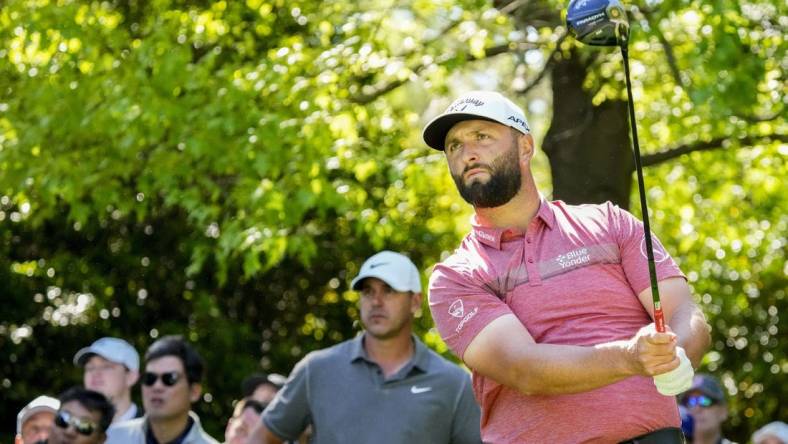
[447,98,485,113]
[507,115,528,129]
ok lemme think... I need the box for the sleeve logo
[448,299,465,318]
[640,234,669,263]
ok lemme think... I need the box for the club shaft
[620,44,665,332]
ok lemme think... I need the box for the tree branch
[638,8,686,89]
[736,111,783,123]
[642,133,787,166]
[351,40,540,104]
[515,32,567,96]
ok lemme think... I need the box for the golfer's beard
[453,144,521,208]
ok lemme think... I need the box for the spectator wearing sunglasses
[48,387,115,444]
[680,373,736,444]
[224,399,264,444]
[73,337,142,426]
[240,373,286,407]
[108,335,219,444]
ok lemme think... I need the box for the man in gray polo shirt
[248,251,482,444]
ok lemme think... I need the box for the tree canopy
[1,0,784,441]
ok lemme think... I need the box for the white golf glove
[653,346,694,396]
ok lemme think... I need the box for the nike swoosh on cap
[369,263,388,269]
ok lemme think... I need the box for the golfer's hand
[627,323,680,376]
[653,347,694,396]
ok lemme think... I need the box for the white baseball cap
[351,251,422,293]
[752,421,788,444]
[422,90,530,150]
[16,395,60,435]
[73,337,140,372]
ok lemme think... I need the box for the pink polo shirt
[429,199,685,443]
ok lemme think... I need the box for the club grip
[654,306,666,333]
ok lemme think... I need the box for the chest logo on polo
[448,300,464,318]
[555,248,591,269]
[410,385,432,394]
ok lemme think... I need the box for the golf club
[566,0,666,333]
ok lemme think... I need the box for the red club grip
[654,307,666,333]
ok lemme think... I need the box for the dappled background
[1,0,784,441]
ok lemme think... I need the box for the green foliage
[643,141,786,435]
[588,1,786,436]
[0,0,509,439]
[506,3,785,437]
[0,0,784,442]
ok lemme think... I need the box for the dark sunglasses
[142,371,182,387]
[55,411,97,436]
[683,394,715,408]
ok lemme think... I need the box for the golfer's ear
[518,133,535,161]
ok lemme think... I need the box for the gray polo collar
[349,333,430,374]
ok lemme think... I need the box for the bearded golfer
[423,91,711,443]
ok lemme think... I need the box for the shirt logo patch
[448,300,464,318]
[640,234,669,263]
[555,248,591,269]
[455,307,479,333]
[410,385,432,394]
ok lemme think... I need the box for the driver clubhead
[566,0,629,46]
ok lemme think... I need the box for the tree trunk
[540,50,634,209]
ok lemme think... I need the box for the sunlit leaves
[640,137,785,432]
[0,0,784,439]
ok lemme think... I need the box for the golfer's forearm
[511,341,635,395]
[669,301,711,368]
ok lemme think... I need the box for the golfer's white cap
[351,251,421,293]
[17,395,60,434]
[422,90,530,150]
[73,337,139,372]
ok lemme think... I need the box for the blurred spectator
[679,404,694,442]
[680,374,736,444]
[752,422,788,444]
[15,395,59,444]
[241,373,286,406]
[73,337,142,425]
[108,335,219,444]
[224,399,264,444]
[48,387,114,444]
[248,251,482,444]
